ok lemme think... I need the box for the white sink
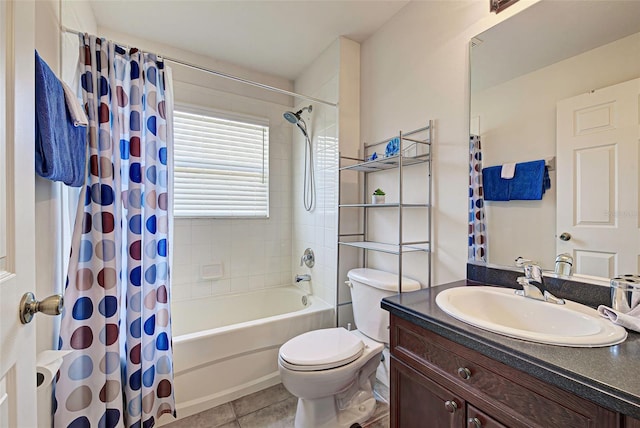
[435,286,627,347]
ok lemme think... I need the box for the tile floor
[164,381,390,428]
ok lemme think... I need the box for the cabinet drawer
[391,315,619,428]
[467,404,507,428]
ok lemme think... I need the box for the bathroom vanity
[382,281,640,428]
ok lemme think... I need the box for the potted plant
[372,188,386,204]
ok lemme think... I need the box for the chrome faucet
[514,257,565,305]
[295,274,311,283]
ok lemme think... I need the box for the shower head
[284,111,299,124]
[283,105,313,125]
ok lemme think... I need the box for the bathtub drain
[301,295,308,306]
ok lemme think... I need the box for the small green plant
[373,188,385,196]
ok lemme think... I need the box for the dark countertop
[381,280,640,419]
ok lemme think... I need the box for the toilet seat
[279,328,364,372]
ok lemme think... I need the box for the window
[173,107,269,217]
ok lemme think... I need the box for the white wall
[474,31,640,268]
[336,38,362,327]
[360,0,538,286]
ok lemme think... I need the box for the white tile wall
[292,39,344,309]
[170,79,296,301]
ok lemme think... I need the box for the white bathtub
[165,286,334,422]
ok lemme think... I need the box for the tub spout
[295,274,311,283]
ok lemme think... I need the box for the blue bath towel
[482,165,510,201]
[483,160,550,201]
[35,50,87,187]
[509,160,549,200]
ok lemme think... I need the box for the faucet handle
[515,257,532,267]
[300,248,315,268]
[524,264,543,282]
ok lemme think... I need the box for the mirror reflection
[470,0,640,279]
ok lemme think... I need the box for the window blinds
[173,108,269,217]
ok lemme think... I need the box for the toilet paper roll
[36,350,73,389]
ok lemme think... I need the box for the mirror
[470,0,640,279]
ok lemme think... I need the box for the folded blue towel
[509,160,548,200]
[35,50,87,187]
[482,165,510,201]
[385,137,399,157]
[483,159,550,201]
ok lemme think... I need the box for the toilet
[278,268,421,428]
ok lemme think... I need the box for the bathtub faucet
[295,274,311,283]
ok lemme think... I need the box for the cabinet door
[391,355,465,428]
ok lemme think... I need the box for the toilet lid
[347,268,421,292]
[279,328,364,371]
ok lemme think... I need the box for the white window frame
[173,104,270,218]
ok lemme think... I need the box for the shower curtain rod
[60,25,338,108]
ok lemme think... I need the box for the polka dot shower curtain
[54,34,176,428]
[469,135,487,262]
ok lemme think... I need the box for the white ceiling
[471,0,640,91]
[89,0,409,81]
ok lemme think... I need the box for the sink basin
[435,286,627,347]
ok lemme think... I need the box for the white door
[556,78,640,278]
[0,1,37,427]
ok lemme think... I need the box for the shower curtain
[55,35,176,428]
[469,135,487,262]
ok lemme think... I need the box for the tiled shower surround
[170,39,345,308]
[170,96,340,303]
[171,112,296,301]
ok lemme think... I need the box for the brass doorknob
[19,292,64,324]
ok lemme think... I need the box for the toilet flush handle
[345,280,353,288]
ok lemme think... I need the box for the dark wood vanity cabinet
[389,315,621,428]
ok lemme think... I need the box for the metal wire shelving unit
[336,121,433,327]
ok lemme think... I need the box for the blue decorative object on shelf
[367,152,378,161]
[385,137,400,157]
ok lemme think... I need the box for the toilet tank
[347,268,421,343]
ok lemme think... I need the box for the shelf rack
[337,241,430,255]
[339,152,431,173]
[336,121,433,327]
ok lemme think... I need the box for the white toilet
[278,268,420,428]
